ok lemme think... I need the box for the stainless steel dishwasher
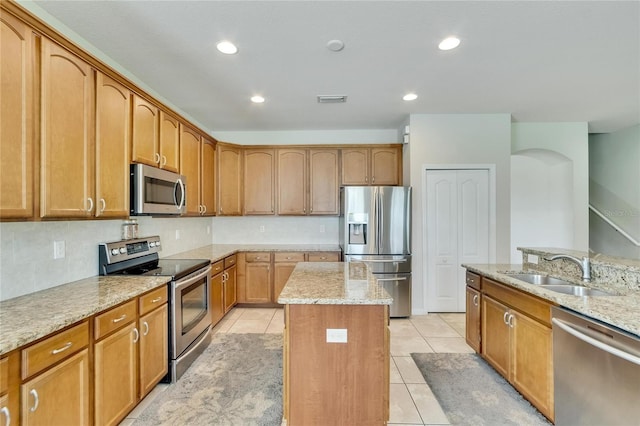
[552,307,640,425]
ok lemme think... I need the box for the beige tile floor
[121,308,472,425]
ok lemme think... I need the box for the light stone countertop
[463,263,640,337]
[278,262,393,305]
[166,243,341,263]
[0,275,170,356]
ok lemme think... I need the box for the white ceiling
[29,0,640,134]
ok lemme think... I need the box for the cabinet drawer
[466,271,481,291]
[483,278,553,326]
[21,321,89,379]
[224,254,237,268]
[211,260,224,275]
[274,252,305,262]
[245,252,271,263]
[139,286,168,316]
[94,300,137,340]
[0,357,7,394]
[307,252,340,262]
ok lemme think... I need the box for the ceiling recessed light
[403,93,418,101]
[251,95,265,103]
[438,37,460,51]
[326,39,345,52]
[216,40,238,55]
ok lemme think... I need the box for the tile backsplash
[0,215,339,301]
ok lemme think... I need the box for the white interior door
[426,169,489,312]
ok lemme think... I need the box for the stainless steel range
[99,236,212,382]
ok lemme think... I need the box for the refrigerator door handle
[361,258,407,263]
[376,277,408,282]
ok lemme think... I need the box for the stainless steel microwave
[130,164,186,215]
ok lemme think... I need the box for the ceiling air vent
[317,95,347,104]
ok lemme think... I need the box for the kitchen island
[278,262,392,426]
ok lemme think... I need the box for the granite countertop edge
[166,243,341,263]
[463,263,640,337]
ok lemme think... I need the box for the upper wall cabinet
[131,94,159,167]
[40,38,96,218]
[0,12,35,219]
[159,111,180,172]
[341,146,402,186]
[277,149,339,215]
[95,73,130,217]
[244,149,275,215]
[179,124,202,216]
[201,137,216,216]
[217,144,243,216]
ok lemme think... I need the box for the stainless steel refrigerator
[340,186,412,317]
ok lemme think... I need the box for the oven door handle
[174,266,211,290]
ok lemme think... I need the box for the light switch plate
[326,328,348,343]
[53,240,65,259]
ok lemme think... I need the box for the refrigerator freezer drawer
[375,273,411,317]
[344,254,411,274]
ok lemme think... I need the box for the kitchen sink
[503,273,575,286]
[541,285,617,297]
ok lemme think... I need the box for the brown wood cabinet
[0,352,19,426]
[277,149,339,215]
[244,149,275,215]
[465,271,482,353]
[480,278,554,421]
[211,261,225,326]
[0,12,35,219]
[131,94,159,167]
[241,252,272,303]
[180,124,202,216]
[139,304,168,399]
[341,147,401,186]
[95,73,130,218]
[159,111,180,172]
[40,38,96,218]
[223,255,238,312]
[20,321,91,426]
[217,143,243,215]
[201,137,216,216]
[273,252,305,301]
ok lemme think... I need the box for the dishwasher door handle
[552,318,640,366]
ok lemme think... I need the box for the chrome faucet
[544,254,591,282]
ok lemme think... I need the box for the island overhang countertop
[278,262,393,305]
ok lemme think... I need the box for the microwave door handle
[175,178,185,210]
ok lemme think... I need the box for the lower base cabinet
[139,304,169,398]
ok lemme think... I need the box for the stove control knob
[111,248,119,256]
[119,247,126,254]
[156,241,161,248]
[149,242,156,247]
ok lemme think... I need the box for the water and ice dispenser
[347,213,368,245]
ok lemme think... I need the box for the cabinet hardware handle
[87,197,94,212]
[162,155,167,166]
[151,297,162,303]
[0,406,10,426]
[112,314,127,323]
[51,341,72,355]
[220,207,223,214]
[154,153,161,164]
[372,177,375,183]
[508,314,514,328]
[503,311,510,325]
[286,257,292,260]
[472,294,479,306]
[143,321,149,336]
[100,198,106,212]
[133,327,139,343]
[203,205,207,214]
[29,389,39,412]
[303,208,306,213]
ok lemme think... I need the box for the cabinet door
[274,262,297,302]
[244,149,275,215]
[139,305,168,399]
[131,94,159,167]
[370,147,400,185]
[0,12,35,219]
[201,138,216,216]
[95,73,130,218]
[224,265,237,312]
[244,262,272,303]
[180,124,202,215]
[159,111,180,172]
[277,149,307,215]
[341,148,369,185]
[481,295,510,378]
[465,286,481,353]
[94,323,138,426]
[21,349,90,426]
[511,311,553,420]
[211,272,225,325]
[309,149,339,215]
[40,39,95,218]
[217,145,243,215]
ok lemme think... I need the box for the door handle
[29,389,39,412]
[472,294,479,306]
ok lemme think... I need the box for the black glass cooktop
[118,258,209,280]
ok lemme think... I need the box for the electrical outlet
[175,229,181,240]
[207,226,211,235]
[53,240,65,259]
[259,225,265,233]
[319,225,325,233]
